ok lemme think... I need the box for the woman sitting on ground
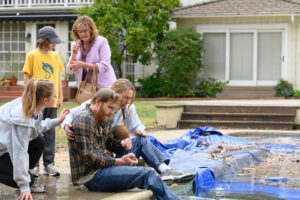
[62,78,146,140]
[0,79,69,200]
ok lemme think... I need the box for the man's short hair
[91,88,120,104]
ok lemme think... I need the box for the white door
[200,26,285,86]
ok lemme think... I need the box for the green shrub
[139,28,203,97]
[276,79,293,97]
[138,70,166,97]
[195,77,227,97]
[291,90,300,98]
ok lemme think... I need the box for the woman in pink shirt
[67,15,117,88]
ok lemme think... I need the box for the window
[198,24,286,86]
[0,22,26,81]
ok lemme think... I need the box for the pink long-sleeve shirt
[66,36,117,88]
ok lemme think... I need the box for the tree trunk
[117,63,123,78]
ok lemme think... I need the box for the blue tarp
[148,127,300,199]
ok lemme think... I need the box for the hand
[64,124,75,141]
[57,96,63,110]
[121,138,132,150]
[70,61,85,71]
[116,153,138,166]
[136,130,146,137]
[58,109,70,124]
[72,42,80,55]
[17,191,33,200]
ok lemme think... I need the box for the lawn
[0,101,178,147]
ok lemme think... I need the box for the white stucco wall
[175,15,300,89]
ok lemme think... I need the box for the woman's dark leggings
[0,134,45,188]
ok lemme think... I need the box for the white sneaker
[44,163,60,176]
[161,168,196,185]
[29,166,40,177]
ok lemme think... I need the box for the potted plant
[61,71,69,88]
[5,72,18,86]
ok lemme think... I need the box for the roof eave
[172,12,300,19]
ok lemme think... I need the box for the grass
[0,101,178,147]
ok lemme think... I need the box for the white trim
[197,24,288,86]
[225,30,230,81]
[253,31,257,84]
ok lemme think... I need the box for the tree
[79,0,180,78]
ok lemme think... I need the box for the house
[0,0,140,87]
[172,0,300,93]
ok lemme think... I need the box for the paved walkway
[144,98,300,107]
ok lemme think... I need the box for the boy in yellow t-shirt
[22,26,64,177]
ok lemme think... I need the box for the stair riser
[181,115,294,122]
[0,96,18,102]
[184,106,296,114]
[0,86,24,92]
[178,122,293,130]
[0,91,23,97]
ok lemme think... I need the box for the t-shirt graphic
[42,62,54,79]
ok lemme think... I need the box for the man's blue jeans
[85,136,180,200]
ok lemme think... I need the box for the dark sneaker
[44,163,60,176]
[161,168,196,185]
[30,166,40,177]
[31,181,47,193]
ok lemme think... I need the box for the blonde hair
[36,38,51,51]
[22,79,54,120]
[72,15,98,44]
[111,79,136,106]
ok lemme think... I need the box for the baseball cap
[38,26,63,44]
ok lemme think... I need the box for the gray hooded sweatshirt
[0,97,59,193]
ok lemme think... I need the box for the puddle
[0,174,127,200]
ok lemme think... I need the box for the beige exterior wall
[175,15,300,89]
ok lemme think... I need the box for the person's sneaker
[30,181,47,193]
[44,163,60,176]
[30,166,40,177]
[161,168,196,185]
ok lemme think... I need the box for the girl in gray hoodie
[0,79,69,200]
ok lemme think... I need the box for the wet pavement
[0,174,153,200]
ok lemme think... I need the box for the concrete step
[178,120,293,130]
[181,112,295,122]
[217,86,276,99]
[183,105,296,114]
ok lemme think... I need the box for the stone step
[178,120,293,130]
[181,112,295,122]
[183,105,296,114]
[217,86,276,99]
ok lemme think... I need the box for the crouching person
[0,79,69,200]
[68,88,186,200]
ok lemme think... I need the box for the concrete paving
[2,99,300,200]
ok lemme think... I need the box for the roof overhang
[172,12,300,19]
[0,12,78,22]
